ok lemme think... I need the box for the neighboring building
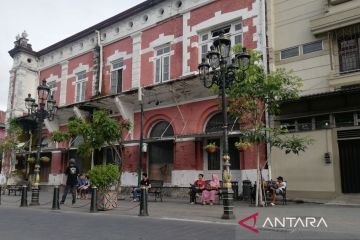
[4,0,267,188]
[0,110,5,173]
[267,0,360,199]
[0,110,5,139]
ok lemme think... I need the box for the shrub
[89,164,120,192]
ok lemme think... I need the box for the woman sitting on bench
[201,174,220,205]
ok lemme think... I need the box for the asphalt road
[1,207,360,240]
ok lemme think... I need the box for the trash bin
[231,181,239,200]
[242,180,252,201]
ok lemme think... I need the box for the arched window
[205,113,241,170]
[205,113,240,133]
[150,121,174,138]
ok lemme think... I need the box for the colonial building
[4,0,267,189]
[267,0,360,199]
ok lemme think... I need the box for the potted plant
[27,157,35,164]
[205,142,218,153]
[235,141,252,151]
[40,156,50,163]
[89,164,120,211]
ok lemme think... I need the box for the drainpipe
[95,30,103,95]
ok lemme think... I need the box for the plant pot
[235,142,252,151]
[40,156,50,163]
[206,146,217,153]
[97,191,118,211]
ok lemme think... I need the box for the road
[0,206,360,240]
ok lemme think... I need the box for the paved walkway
[1,190,360,224]
[2,190,360,239]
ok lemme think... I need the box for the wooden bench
[191,180,222,204]
[148,180,163,202]
[250,182,287,205]
[6,185,22,196]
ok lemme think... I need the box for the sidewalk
[1,190,360,224]
[2,190,360,239]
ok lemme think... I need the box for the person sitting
[201,174,220,205]
[269,176,286,206]
[189,174,206,204]
[77,174,90,200]
[132,173,151,202]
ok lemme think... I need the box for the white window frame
[75,71,86,103]
[154,45,171,84]
[47,80,57,98]
[199,21,243,63]
[110,58,124,94]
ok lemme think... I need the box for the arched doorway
[205,113,241,172]
[148,121,174,184]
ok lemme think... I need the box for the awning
[70,135,84,148]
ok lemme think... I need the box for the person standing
[60,158,79,204]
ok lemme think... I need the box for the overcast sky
[0,0,144,111]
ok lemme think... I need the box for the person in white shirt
[270,176,286,206]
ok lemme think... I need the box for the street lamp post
[25,80,57,206]
[198,34,250,219]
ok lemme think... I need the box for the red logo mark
[238,212,259,234]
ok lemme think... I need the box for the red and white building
[5,0,267,189]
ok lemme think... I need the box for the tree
[228,48,312,206]
[51,110,131,194]
[0,119,24,178]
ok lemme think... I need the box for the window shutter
[117,69,122,93]
[163,56,170,81]
[111,70,118,94]
[155,58,161,83]
[76,83,80,102]
[81,82,85,101]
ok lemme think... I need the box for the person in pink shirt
[201,174,220,205]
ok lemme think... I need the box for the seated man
[77,174,90,200]
[189,174,206,204]
[269,176,286,206]
[132,173,151,202]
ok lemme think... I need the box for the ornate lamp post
[198,34,250,219]
[25,80,57,205]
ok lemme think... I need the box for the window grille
[332,24,360,73]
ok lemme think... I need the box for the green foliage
[51,131,71,143]
[227,47,311,155]
[51,110,131,166]
[272,134,314,155]
[0,118,23,153]
[89,164,120,192]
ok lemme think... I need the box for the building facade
[267,0,360,199]
[4,0,267,189]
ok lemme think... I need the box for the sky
[0,0,144,111]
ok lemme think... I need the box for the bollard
[52,185,60,210]
[30,187,40,206]
[90,186,97,213]
[139,187,149,216]
[20,185,28,207]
